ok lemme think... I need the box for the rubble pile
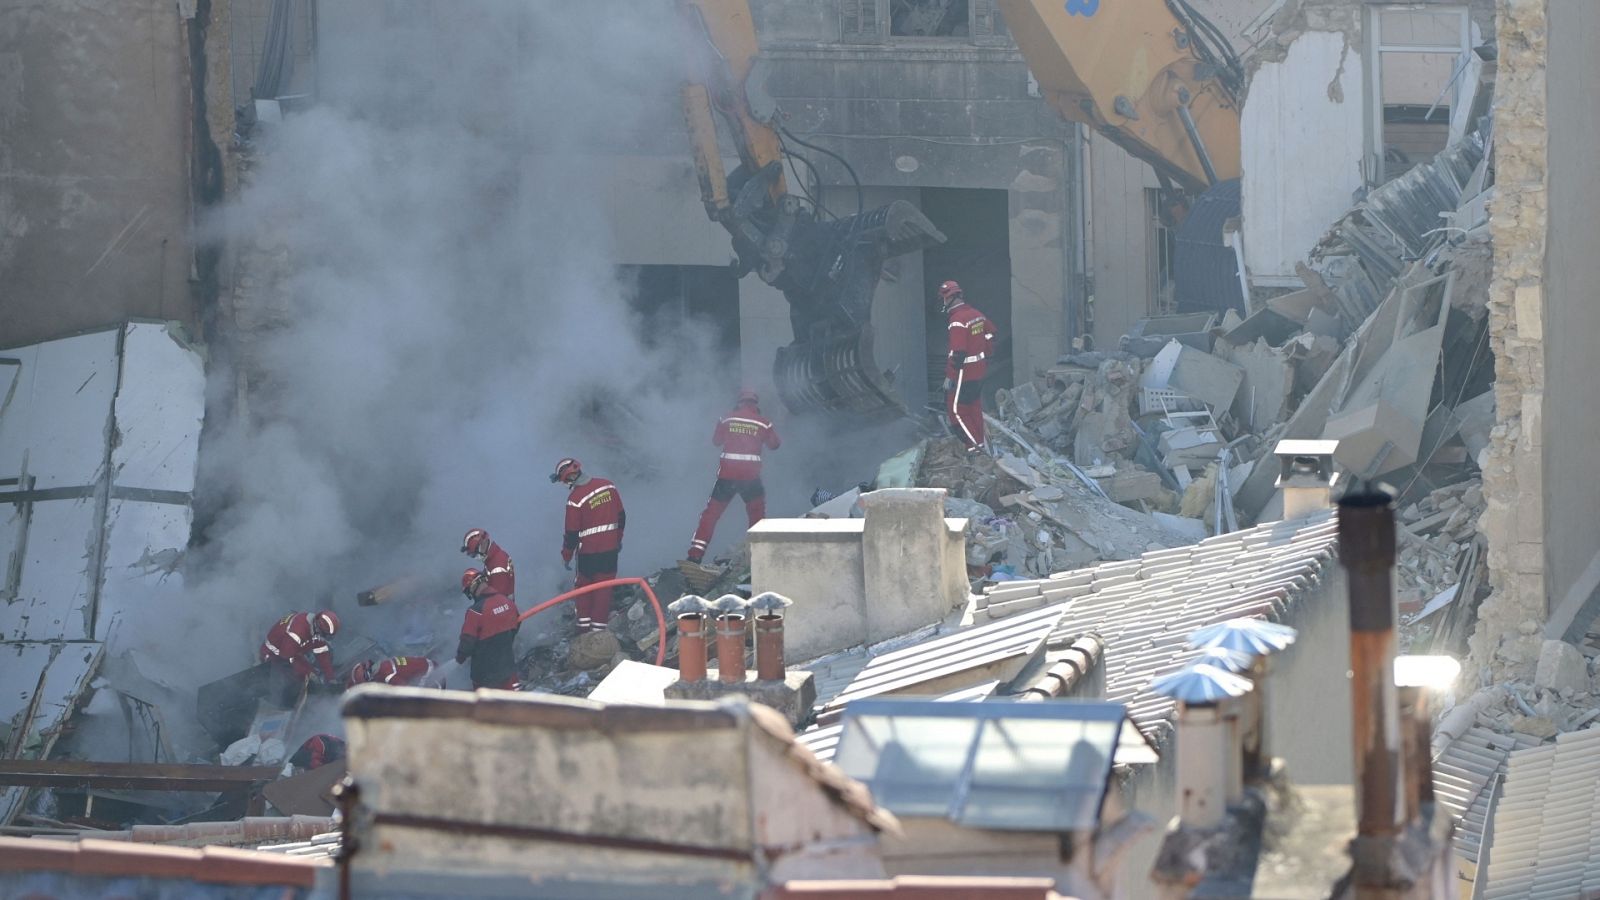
[920,429,1200,585]
[1473,640,1600,740]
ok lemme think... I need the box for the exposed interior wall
[0,0,232,346]
[1085,133,1158,351]
[1240,29,1365,284]
[1468,0,1548,681]
[1538,0,1600,632]
[1008,141,1073,380]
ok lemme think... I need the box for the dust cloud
[106,0,913,720]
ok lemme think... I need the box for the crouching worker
[347,655,440,690]
[456,568,521,691]
[259,610,340,707]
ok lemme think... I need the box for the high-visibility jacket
[456,592,520,689]
[481,540,515,599]
[563,478,625,560]
[259,612,335,682]
[945,300,995,383]
[713,402,781,481]
[372,656,436,687]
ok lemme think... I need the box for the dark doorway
[918,188,1013,400]
[619,264,741,356]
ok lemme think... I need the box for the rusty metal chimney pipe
[716,614,747,684]
[1397,684,1424,824]
[1338,481,1405,841]
[677,613,708,683]
[755,615,784,681]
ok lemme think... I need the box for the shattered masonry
[1468,0,1547,684]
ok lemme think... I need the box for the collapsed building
[2,0,1600,898]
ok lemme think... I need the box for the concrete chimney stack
[1337,480,1406,870]
[1186,618,1298,783]
[749,592,794,682]
[1274,439,1339,520]
[711,594,751,685]
[1151,663,1254,829]
[668,595,712,684]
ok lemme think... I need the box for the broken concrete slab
[1229,338,1295,433]
[588,660,682,705]
[1095,468,1165,505]
[1534,640,1589,695]
[1143,340,1245,414]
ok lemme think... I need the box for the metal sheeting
[1306,130,1487,332]
[1482,726,1600,898]
[0,323,204,826]
[821,604,1067,712]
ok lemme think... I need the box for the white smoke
[114,3,919,726]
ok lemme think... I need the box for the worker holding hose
[552,457,626,635]
[939,280,995,453]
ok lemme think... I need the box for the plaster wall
[748,519,870,663]
[1539,0,1600,629]
[343,694,882,885]
[0,0,230,346]
[749,488,967,661]
[1241,30,1366,284]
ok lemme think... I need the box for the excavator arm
[996,0,1242,194]
[997,0,1247,314]
[677,0,948,416]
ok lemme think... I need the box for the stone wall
[1468,0,1548,682]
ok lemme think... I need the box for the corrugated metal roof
[971,510,1339,745]
[1482,726,1600,898]
[1432,726,1541,867]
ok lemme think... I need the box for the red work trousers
[947,378,986,450]
[688,478,766,562]
[574,560,617,633]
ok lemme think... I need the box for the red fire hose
[517,577,668,667]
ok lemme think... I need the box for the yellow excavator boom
[996,0,1242,194]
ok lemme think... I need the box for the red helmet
[738,388,759,405]
[462,528,489,557]
[938,280,963,305]
[347,661,374,688]
[550,457,582,485]
[312,610,340,638]
[461,567,487,596]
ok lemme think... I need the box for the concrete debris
[1534,640,1589,696]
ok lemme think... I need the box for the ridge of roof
[978,510,1341,747]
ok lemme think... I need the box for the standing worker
[456,568,521,690]
[461,528,515,600]
[938,280,995,453]
[685,388,781,564]
[552,458,625,635]
[258,610,340,706]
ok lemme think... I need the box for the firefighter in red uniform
[259,610,340,705]
[347,655,439,689]
[461,528,515,599]
[552,458,625,634]
[938,280,995,452]
[686,388,781,564]
[456,568,521,690]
